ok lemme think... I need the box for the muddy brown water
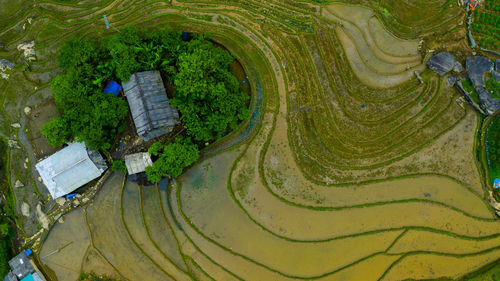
[321,3,425,88]
[39,208,90,281]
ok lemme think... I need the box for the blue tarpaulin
[103,15,110,29]
[104,80,122,95]
[494,178,500,189]
[181,32,193,41]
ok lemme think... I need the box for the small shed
[104,80,122,96]
[123,71,180,141]
[3,272,17,281]
[125,152,153,175]
[8,252,34,280]
[35,142,107,199]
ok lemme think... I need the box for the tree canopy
[42,37,129,150]
[173,38,249,142]
[44,26,249,180]
[43,27,185,150]
[145,138,199,183]
[111,160,127,174]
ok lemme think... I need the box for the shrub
[145,138,199,182]
[173,37,249,142]
[111,160,127,174]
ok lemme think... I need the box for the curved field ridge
[10,0,494,280]
[322,3,425,88]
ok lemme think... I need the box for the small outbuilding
[124,152,153,175]
[3,272,17,281]
[3,250,46,281]
[7,252,34,281]
[35,142,107,199]
[123,71,180,141]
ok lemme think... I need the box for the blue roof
[104,80,122,95]
[21,273,43,281]
[21,274,34,281]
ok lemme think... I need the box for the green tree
[0,223,11,277]
[41,117,71,147]
[44,37,129,150]
[44,27,248,151]
[0,239,10,277]
[146,138,199,183]
[173,38,249,142]
[0,223,9,237]
[111,160,127,174]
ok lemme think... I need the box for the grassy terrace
[1,0,499,280]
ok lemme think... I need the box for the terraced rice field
[1,0,498,280]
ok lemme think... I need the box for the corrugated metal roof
[124,152,153,175]
[3,272,17,281]
[123,71,179,141]
[31,273,44,281]
[8,252,33,280]
[35,142,107,199]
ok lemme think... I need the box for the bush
[111,160,127,174]
[44,38,129,150]
[0,222,13,277]
[173,37,249,142]
[0,239,10,277]
[145,138,199,183]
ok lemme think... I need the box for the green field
[472,0,500,51]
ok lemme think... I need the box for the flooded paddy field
[4,0,498,280]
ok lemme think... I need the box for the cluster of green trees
[44,26,249,180]
[172,38,249,142]
[145,138,199,183]
[0,224,13,277]
[111,160,127,174]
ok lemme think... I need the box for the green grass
[462,79,481,104]
[486,115,500,184]
[460,258,500,281]
[0,138,14,277]
[486,73,500,100]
